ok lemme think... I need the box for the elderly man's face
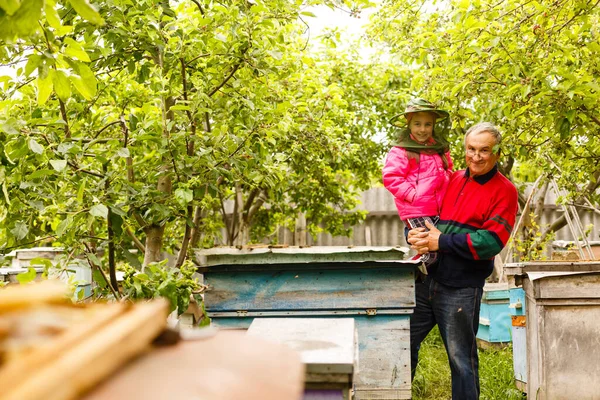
[465,130,499,177]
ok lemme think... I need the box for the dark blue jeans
[410,276,483,400]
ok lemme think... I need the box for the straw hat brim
[390,109,449,126]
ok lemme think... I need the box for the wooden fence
[277,186,600,248]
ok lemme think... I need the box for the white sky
[303,4,375,39]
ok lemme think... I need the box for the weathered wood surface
[201,246,415,400]
[353,315,411,398]
[247,318,355,375]
[504,261,600,277]
[196,246,409,268]
[2,300,169,400]
[530,272,600,300]
[212,315,412,400]
[198,261,418,273]
[204,268,415,312]
[524,273,600,399]
[84,330,304,400]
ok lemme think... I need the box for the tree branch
[58,99,71,138]
[84,242,120,300]
[125,227,145,253]
[175,205,194,268]
[190,0,204,14]
[94,120,121,139]
[208,46,249,97]
[180,58,197,155]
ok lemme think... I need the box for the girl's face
[409,112,436,143]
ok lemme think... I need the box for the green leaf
[0,0,42,40]
[29,257,53,269]
[11,221,29,240]
[24,54,42,77]
[52,69,71,101]
[50,159,67,171]
[92,268,107,288]
[56,216,72,237]
[64,38,91,62]
[175,188,193,205]
[28,138,44,154]
[16,267,38,284]
[66,0,104,25]
[90,204,108,219]
[556,117,571,140]
[4,138,28,163]
[30,169,55,179]
[122,249,142,269]
[77,179,86,202]
[44,0,61,29]
[2,183,10,205]
[87,252,101,266]
[1,118,19,135]
[0,0,21,15]
[116,147,130,158]
[70,64,97,99]
[37,73,53,105]
[109,212,123,236]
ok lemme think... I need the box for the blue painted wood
[512,324,527,384]
[210,314,412,399]
[509,287,526,316]
[204,268,415,312]
[201,247,416,399]
[477,285,512,343]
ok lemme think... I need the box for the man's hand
[407,220,441,254]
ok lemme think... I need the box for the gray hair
[464,122,502,151]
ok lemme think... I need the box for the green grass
[412,327,526,400]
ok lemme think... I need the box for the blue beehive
[477,283,512,344]
[197,246,416,400]
[509,287,527,391]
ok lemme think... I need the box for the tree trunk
[143,225,165,266]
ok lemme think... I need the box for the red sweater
[431,165,518,288]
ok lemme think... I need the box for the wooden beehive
[0,280,169,400]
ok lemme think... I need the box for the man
[407,122,518,399]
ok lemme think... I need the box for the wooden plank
[353,389,411,400]
[0,303,127,388]
[506,261,600,273]
[209,314,413,399]
[84,330,304,400]
[247,318,355,375]
[3,300,169,400]
[535,273,600,300]
[204,268,415,311]
[197,261,417,273]
[209,309,413,318]
[541,305,600,397]
[353,315,411,397]
[0,280,69,312]
[196,246,409,267]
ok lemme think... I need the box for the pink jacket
[382,147,453,220]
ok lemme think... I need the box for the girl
[382,98,453,267]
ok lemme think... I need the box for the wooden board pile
[0,281,169,400]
